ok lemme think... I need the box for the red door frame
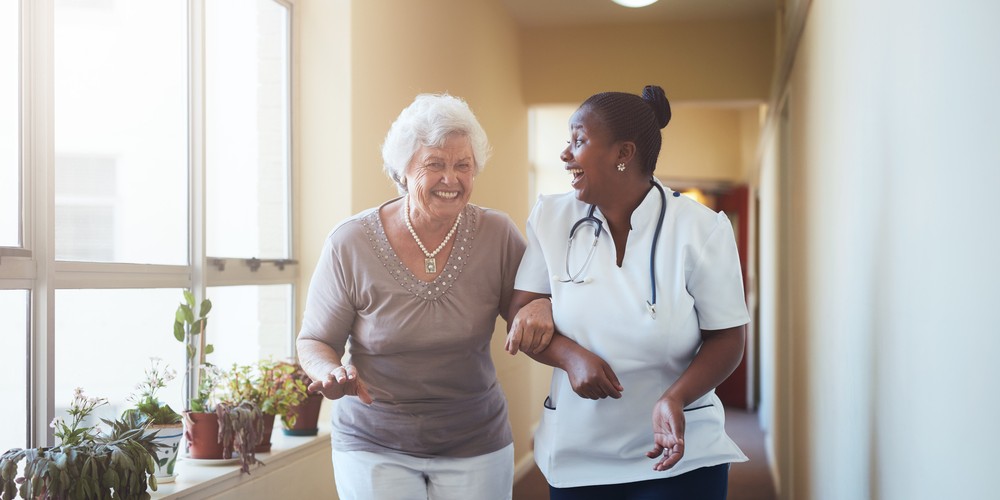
[713,185,751,409]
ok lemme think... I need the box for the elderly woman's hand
[505,297,555,355]
[307,364,373,405]
[647,395,685,471]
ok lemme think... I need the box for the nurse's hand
[505,297,555,355]
[647,395,685,471]
[308,364,373,405]
[564,349,623,400]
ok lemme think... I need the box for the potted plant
[214,400,267,474]
[224,360,309,451]
[169,290,265,475]
[181,362,225,460]
[171,289,222,459]
[172,289,213,409]
[123,357,184,483]
[0,388,161,500]
[180,363,268,474]
[276,360,324,436]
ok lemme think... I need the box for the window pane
[206,0,290,259]
[54,1,187,264]
[55,289,187,424]
[0,0,19,247]
[0,290,28,449]
[207,285,292,367]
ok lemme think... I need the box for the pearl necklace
[404,195,462,274]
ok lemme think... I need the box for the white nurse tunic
[514,179,750,488]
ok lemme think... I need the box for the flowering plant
[190,362,225,413]
[125,357,183,426]
[49,387,108,446]
[223,360,309,425]
[1,388,161,499]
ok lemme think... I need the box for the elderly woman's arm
[507,290,623,400]
[297,337,372,404]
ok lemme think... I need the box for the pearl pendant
[424,257,437,274]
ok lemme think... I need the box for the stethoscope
[560,179,667,319]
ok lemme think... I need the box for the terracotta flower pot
[255,413,276,452]
[282,393,324,436]
[183,411,225,459]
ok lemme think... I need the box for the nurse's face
[560,106,621,206]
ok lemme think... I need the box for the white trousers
[331,443,514,500]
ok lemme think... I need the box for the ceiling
[500,0,776,27]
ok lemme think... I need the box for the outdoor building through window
[0,0,295,450]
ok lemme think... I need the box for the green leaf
[102,468,119,490]
[182,305,195,323]
[174,307,186,324]
[204,344,214,355]
[190,320,202,335]
[199,299,212,318]
[183,289,195,308]
[173,321,185,342]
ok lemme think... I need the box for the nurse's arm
[661,325,746,408]
[507,290,624,400]
[648,324,746,470]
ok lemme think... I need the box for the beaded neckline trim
[362,202,479,301]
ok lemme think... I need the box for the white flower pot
[147,423,184,482]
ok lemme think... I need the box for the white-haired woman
[297,93,543,500]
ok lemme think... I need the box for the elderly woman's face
[404,133,475,223]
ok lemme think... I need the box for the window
[54,1,188,265]
[207,284,294,367]
[1,0,19,248]
[206,0,291,260]
[0,290,28,448]
[55,289,188,424]
[1,0,296,449]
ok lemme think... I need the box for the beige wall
[661,104,757,183]
[758,1,1000,499]
[520,17,775,105]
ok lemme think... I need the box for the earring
[616,162,626,172]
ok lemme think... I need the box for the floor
[512,407,778,500]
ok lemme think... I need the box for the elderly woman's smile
[405,134,475,224]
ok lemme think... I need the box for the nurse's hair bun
[641,85,671,129]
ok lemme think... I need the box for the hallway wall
[760,1,1000,498]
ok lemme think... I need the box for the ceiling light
[611,0,659,8]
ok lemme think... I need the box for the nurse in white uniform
[506,85,749,499]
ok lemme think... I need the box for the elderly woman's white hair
[382,93,490,194]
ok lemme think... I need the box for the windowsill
[150,422,331,499]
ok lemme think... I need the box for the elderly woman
[296,93,531,500]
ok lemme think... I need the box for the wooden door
[713,185,752,409]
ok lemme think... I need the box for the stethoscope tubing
[561,179,667,318]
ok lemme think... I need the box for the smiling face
[404,133,475,224]
[561,105,622,206]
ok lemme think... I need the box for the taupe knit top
[299,200,526,457]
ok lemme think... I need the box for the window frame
[0,0,297,448]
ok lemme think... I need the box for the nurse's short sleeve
[514,198,552,295]
[688,211,750,330]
